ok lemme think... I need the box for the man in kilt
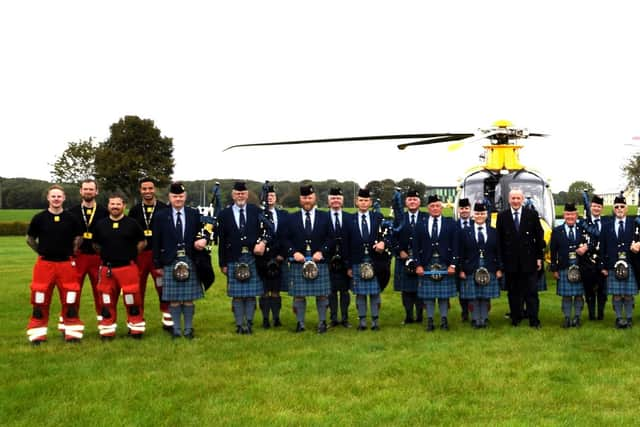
[393,189,427,325]
[127,177,172,331]
[550,203,588,328]
[256,184,289,329]
[26,185,84,344]
[581,194,609,320]
[346,188,386,331]
[92,193,147,339]
[326,187,353,328]
[455,198,473,322]
[285,185,334,333]
[153,183,208,339]
[457,202,502,329]
[415,195,459,331]
[600,195,640,329]
[218,181,267,334]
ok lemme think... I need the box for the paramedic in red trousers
[26,184,84,344]
[127,177,172,331]
[92,193,147,340]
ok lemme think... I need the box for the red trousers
[27,258,84,342]
[97,263,146,337]
[135,250,172,327]
[74,252,102,319]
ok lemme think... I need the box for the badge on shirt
[112,222,119,229]
[83,232,93,239]
[146,207,153,213]
[144,229,153,236]
[86,209,93,215]
[54,215,60,222]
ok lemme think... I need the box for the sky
[1,1,638,194]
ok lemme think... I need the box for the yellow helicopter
[224,119,555,244]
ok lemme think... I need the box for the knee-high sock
[479,299,489,322]
[232,298,244,326]
[169,305,182,334]
[183,304,194,331]
[340,291,351,321]
[245,298,256,324]
[356,295,367,319]
[574,297,584,318]
[438,298,449,318]
[293,298,306,324]
[316,297,329,322]
[561,297,572,318]
[471,299,481,323]
[613,298,623,318]
[425,299,436,318]
[624,297,634,319]
[329,291,338,321]
[370,294,381,319]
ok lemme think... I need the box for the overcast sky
[1,1,638,193]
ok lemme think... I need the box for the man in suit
[550,203,588,328]
[127,177,172,331]
[346,188,386,330]
[218,181,267,334]
[600,195,640,328]
[152,182,208,339]
[496,188,545,328]
[415,194,459,331]
[393,189,427,324]
[456,198,473,322]
[326,187,352,328]
[285,185,334,333]
[256,184,288,329]
[581,194,608,320]
[457,202,502,329]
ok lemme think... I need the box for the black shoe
[357,320,367,331]
[330,319,340,327]
[273,318,282,327]
[172,331,182,339]
[471,320,479,329]
[572,317,581,328]
[236,326,244,334]
[371,320,380,331]
[184,329,194,339]
[440,317,449,331]
[627,318,633,329]
[615,318,627,329]
[31,340,43,346]
[263,319,271,329]
[163,325,174,333]
[341,320,352,328]
[246,323,253,335]
[402,316,415,325]
[426,318,435,332]
[562,317,571,328]
[317,321,328,334]
[130,333,143,340]
[479,320,488,329]
[415,315,423,323]
[530,321,542,329]
[295,322,305,333]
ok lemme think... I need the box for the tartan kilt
[350,264,381,295]
[418,274,457,299]
[607,268,638,295]
[288,262,331,296]
[393,259,420,292]
[459,275,500,299]
[227,256,264,297]
[555,270,584,297]
[162,257,204,301]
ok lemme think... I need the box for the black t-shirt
[93,216,145,265]
[127,201,168,250]
[68,204,109,254]
[27,210,83,260]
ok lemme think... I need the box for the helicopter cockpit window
[461,171,493,208]
[498,171,551,222]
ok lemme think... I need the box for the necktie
[361,214,370,241]
[334,212,341,233]
[477,226,485,246]
[305,211,312,234]
[568,226,575,243]
[176,211,184,243]
[594,218,600,232]
[432,217,438,240]
[513,211,520,232]
[239,208,246,231]
[410,214,416,227]
[463,220,469,229]
[618,220,624,243]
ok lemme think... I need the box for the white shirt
[474,223,486,243]
[358,211,371,236]
[428,215,441,238]
[232,204,246,228]
[301,208,316,231]
[330,209,343,230]
[172,208,185,235]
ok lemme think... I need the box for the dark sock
[370,294,381,318]
[169,305,182,334]
[183,304,194,331]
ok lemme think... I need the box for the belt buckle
[177,249,186,258]
[241,246,249,254]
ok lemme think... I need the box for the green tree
[567,180,595,205]
[50,138,98,184]
[623,153,640,189]
[95,116,174,202]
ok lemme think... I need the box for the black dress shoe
[263,319,271,329]
[440,317,449,331]
[172,332,182,340]
[402,316,415,325]
[317,321,328,334]
[184,329,194,339]
[295,322,305,333]
[236,326,244,334]
[626,318,633,329]
[426,318,435,332]
[572,317,581,328]
[130,333,143,340]
[371,320,380,331]
[357,320,367,331]
[562,317,571,328]
[530,321,542,329]
[615,318,627,329]
[341,320,352,328]
[330,319,340,327]
[273,318,282,327]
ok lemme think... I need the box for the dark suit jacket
[345,211,385,265]
[217,203,262,267]
[549,224,586,271]
[600,216,639,270]
[415,216,459,268]
[458,224,501,274]
[265,208,289,259]
[394,211,427,257]
[496,207,545,273]
[327,210,352,261]
[152,206,202,268]
[284,208,334,259]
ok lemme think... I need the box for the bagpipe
[372,210,395,290]
[576,190,601,268]
[255,181,279,281]
[193,182,222,291]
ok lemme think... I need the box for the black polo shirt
[93,216,145,266]
[27,210,83,260]
[127,201,169,251]
[68,204,109,254]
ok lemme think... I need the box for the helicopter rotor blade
[223,133,464,152]
[528,132,549,137]
[397,134,474,150]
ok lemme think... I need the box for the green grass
[2,235,640,426]
[0,209,39,222]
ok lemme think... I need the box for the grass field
[2,234,640,426]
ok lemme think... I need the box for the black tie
[594,218,600,232]
[568,226,575,243]
[410,214,416,227]
[477,226,485,247]
[513,211,520,232]
[618,220,624,243]
[334,212,341,233]
[239,208,246,231]
[305,211,312,235]
[463,220,469,229]
[176,211,184,244]
[361,214,370,241]
[432,217,438,241]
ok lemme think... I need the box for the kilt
[162,257,204,301]
[351,264,381,295]
[418,274,457,299]
[459,275,500,300]
[227,255,264,297]
[555,269,584,297]
[288,262,331,296]
[393,259,420,292]
[607,268,638,296]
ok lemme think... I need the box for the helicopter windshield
[495,171,555,226]
[460,170,500,210]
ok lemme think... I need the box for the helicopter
[223,119,556,243]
